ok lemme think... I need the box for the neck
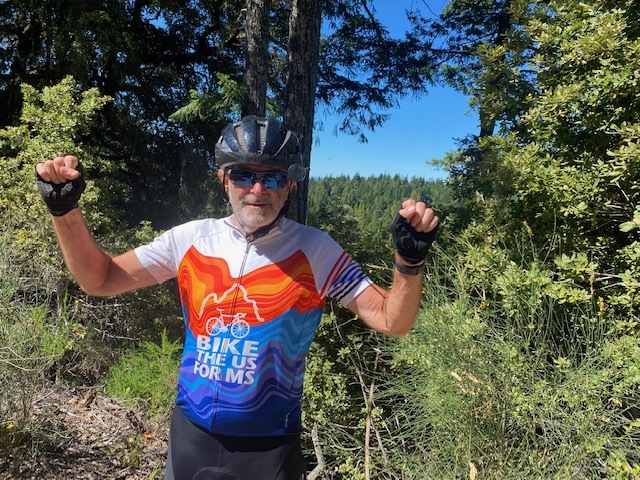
[232,214,282,242]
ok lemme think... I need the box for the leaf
[469,461,478,480]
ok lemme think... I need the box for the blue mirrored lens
[261,173,288,189]
[228,169,288,190]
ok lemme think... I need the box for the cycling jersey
[135,216,372,437]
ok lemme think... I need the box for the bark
[242,0,270,116]
[283,0,321,224]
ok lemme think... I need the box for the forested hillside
[1,0,639,479]
[309,174,455,233]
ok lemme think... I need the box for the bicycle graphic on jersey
[206,308,250,339]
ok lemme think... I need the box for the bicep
[345,284,390,333]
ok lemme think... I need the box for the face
[218,164,294,233]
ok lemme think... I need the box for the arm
[37,155,158,297]
[345,200,439,336]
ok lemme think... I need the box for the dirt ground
[2,386,169,479]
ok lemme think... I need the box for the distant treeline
[308,174,456,236]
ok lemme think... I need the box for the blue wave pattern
[176,304,323,435]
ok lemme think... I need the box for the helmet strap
[220,169,230,205]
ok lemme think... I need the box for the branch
[307,423,326,480]
[358,0,385,45]
[364,349,381,480]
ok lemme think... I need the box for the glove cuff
[394,261,425,276]
[48,204,79,216]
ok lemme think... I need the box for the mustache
[241,195,270,204]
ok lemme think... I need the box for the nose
[249,178,266,194]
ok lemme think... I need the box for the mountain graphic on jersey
[175,246,325,435]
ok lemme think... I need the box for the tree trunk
[283,0,321,224]
[243,0,269,116]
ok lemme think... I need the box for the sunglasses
[227,169,289,190]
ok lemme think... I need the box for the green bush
[0,222,79,449]
[106,330,181,420]
[0,78,183,461]
[302,312,394,477]
[303,234,639,479]
[377,241,640,479]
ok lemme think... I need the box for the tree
[2,0,463,228]
[173,0,450,222]
[446,0,640,317]
[0,0,243,227]
[243,0,270,116]
[402,0,543,204]
[317,0,436,142]
[283,0,322,223]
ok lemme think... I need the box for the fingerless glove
[390,212,439,265]
[35,163,86,216]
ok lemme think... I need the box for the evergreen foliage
[448,0,640,318]
[307,174,455,287]
[404,0,640,477]
[0,0,241,228]
[1,0,639,478]
[302,0,640,477]
[308,174,455,235]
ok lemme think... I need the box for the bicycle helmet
[215,115,307,182]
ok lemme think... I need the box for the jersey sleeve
[134,220,205,283]
[134,233,179,283]
[324,255,372,305]
[305,226,373,305]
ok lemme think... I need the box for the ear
[217,168,230,195]
[287,180,296,197]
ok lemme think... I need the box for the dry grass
[1,385,168,479]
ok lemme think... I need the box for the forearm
[348,254,424,336]
[344,199,438,336]
[37,156,157,296]
[50,209,114,295]
[383,256,424,335]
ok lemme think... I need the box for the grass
[106,329,181,420]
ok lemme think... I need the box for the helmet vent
[234,124,247,151]
[258,122,267,154]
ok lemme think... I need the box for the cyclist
[35,115,439,480]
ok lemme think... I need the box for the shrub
[0,222,79,450]
[379,240,640,479]
[106,330,181,420]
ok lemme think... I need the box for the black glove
[390,211,439,265]
[35,162,86,216]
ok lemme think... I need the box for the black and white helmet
[215,115,307,182]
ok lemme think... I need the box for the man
[35,115,439,480]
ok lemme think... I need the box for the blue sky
[309,1,479,180]
[310,88,478,179]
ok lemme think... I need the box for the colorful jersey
[135,216,372,436]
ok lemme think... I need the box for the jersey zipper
[209,237,252,432]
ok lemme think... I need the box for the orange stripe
[178,247,324,336]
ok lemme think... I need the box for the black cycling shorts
[165,407,307,480]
